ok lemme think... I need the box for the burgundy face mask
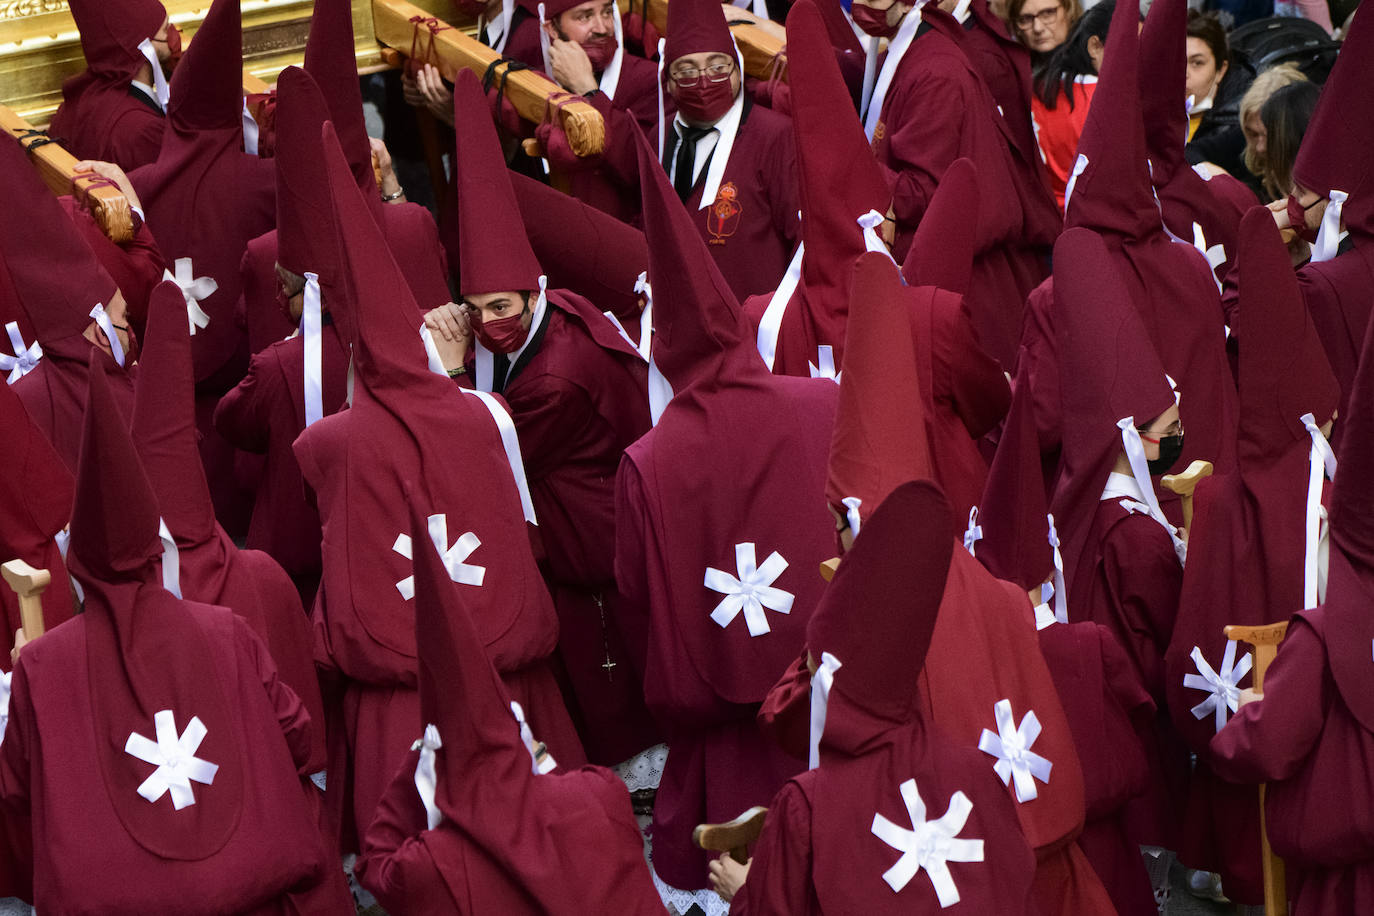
[164,23,183,70]
[582,35,619,71]
[673,75,736,124]
[470,302,532,354]
[1286,194,1321,244]
[850,2,899,38]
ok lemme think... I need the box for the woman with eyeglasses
[1030,1,1114,209]
[1006,0,1081,58]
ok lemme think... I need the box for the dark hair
[1034,0,1113,111]
[1260,80,1321,197]
[1185,10,1229,73]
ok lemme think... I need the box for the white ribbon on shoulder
[412,723,444,829]
[302,272,323,428]
[1062,154,1089,214]
[1045,513,1068,625]
[808,650,843,770]
[757,239,804,372]
[1,321,42,384]
[512,700,558,774]
[136,38,171,110]
[1310,189,1348,264]
[1116,417,1187,565]
[962,507,983,557]
[89,303,126,367]
[863,6,924,142]
[1300,412,1337,607]
[157,517,182,599]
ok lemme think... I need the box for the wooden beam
[373,0,606,157]
[0,104,133,244]
[639,0,788,82]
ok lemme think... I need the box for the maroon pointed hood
[814,0,865,55]
[1049,228,1175,591]
[0,134,118,346]
[130,280,219,546]
[1064,0,1157,240]
[1291,1,1374,238]
[826,252,933,533]
[634,122,758,390]
[788,0,892,361]
[405,489,659,908]
[304,0,375,192]
[274,67,343,289]
[977,363,1054,591]
[67,0,168,84]
[508,170,648,323]
[311,119,556,672]
[663,0,736,65]
[451,71,543,298]
[902,157,978,295]
[808,480,955,754]
[1137,0,1189,185]
[165,0,243,134]
[1325,293,1374,729]
[70,351,244,861]
[1234,207,1339,466]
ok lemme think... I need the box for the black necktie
[673,126,712,201]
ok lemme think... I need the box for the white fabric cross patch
[393,514,486,600]
[162,258,218,336]
[978,699,1053,803]
[124,710,219,810]
[1183,640,1253,732]
[871,778,985,906]
[704,542,795,637]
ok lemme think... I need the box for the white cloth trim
[962,507,983,557]
[599,2,625,98]
[1300,412,1337,607]
[482,0,515,54]
[1113,420,1187,564]
[808,650,842,770]
[1310,189,1348,263]
[241,97,260,156]
[156,517,181,599]
[1062,153,1089,214]
[808,345,840,382]
[512,700,558,774]
[864,7,924,142]
[0,669,11,746]
[161,257,217,336]
[412,724,444,829]
[135,39,170,110]
[1046,513,1068,624]
[302,273,324,428]
[757,239,804,372]
[89,303,126,367]
[1,321,42,384]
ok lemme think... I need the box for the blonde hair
[1240,63,1308,178]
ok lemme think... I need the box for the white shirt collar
[1100,470,1148,505]
[130,79,160,108]
[671,88,744,207]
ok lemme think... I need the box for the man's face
[666,52,741,101]
[547,0,615,44]
[1290,184,1328,236]
[150,16,177,65]
[850,0,914,32]
[464,290,533,331]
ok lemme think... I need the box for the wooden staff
[694,805,768,864]
[372,0,606,158]
[0,104,133,244]
[1224,621,1290,916]
[3,559,51,642]
[1162,459,1213,530]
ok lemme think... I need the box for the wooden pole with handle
[2,558,51,642]
[693,805,768,864]
[1224,621,1291,916]
[1162,459,1214,530]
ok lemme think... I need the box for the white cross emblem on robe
[162,257,218,336]
[1183,640,1253,732]
[808,345,841,383]
[124,709,219,810]
[704,542,795,637]
[393,513,486,600]
[870,778,985,906]
[977,698,1053,803]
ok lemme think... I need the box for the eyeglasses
[1137,421,1184,443]
[1014,5,1063,30]
[671,62,734,85]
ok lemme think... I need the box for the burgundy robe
[614,374,838,889]
[732,718,1038,915]
[0,607,343,913]
[49,85,164,172]
[12,340,136,474]
[214,320,350,601]
[1296,245,1374,445]
[57,197,166,339]
[484,296,660,765]
[359,749,663,915]
[568,54,666,223]
[870,14,1034,369]
[1073,500,1189,849]
[1211,609,1374,916]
